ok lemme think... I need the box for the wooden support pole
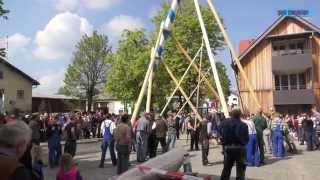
[163,62,203,121]
[196,42,203,110]
[173,37,219,99]
[130,47,160,125]
[194,0,229,118]
[206,0,261,109]
[160,45,203,116]
[174,68,211,119]
[146,70,153,113]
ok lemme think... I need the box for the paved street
[42,137,320,180]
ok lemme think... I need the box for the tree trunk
[87,95,92,112]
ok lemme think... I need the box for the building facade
[0,58,39,114]
[237,16,320,114]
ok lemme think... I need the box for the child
[31,144,44,180]
[57,153,83,180]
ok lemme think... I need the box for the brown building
[0,58,39,114]
[237,16,320,114]
[32,94,85,113]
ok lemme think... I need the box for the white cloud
[55,0,79,12]
[100,15,145,43]
[54,0,121,11]
[7,33,31,56]
[33,12,93,60]
[82,0,121,10]
[33,70,65,95]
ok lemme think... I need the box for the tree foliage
[105,30,149,102]
[60,31,111,110]
[152,0,230,103]
[0,0,9,20]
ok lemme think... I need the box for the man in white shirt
[99,114,117,168]
[242,117,260,166]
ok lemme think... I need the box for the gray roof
[32,93,79,100]
[0,57,40,85]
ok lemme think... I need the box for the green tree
[105,30,150,106]
[152,0,230,107]
[0,0,9,59]
[60,31,111,110]
[0,0,9,19]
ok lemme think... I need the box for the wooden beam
[206,0,261,109]
[173,36,219,99]
[163,62,203,121]
[174,68,211,119]
[160,45,203,116]
[146,70,153,113]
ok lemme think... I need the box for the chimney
[239,39,255,55]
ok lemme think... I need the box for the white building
[227,91,240,110]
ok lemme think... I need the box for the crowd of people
[0,106,320,180]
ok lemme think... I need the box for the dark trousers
[64,140,77,157]
[201,139,209,165]
[100,139,117,166]
[148,134,157,158]
[221,147,246,180]
[256,133,265,163]
[97,123,102,138]
[91,126,97,138]
[305,131,314,151]
[176,128,180,139]
[155,137,167,153]
[48,143,61,167]
[116,144,130,175]
[298,127,305,144]
[190,130,199,150]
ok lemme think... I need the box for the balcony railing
[272,49,312,73]
[272,49,311,57]
[273,89,315,105]
[275,85,307,91]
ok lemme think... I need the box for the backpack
[103,121,112,143]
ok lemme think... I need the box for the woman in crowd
[57,153,83,180]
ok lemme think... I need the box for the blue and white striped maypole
[155,0,179,60]
[131,0,181,124]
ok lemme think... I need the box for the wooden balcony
[272,50,312,73]
[273,89,315,105]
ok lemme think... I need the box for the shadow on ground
[198,173,261,180]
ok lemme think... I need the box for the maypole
[130,0,180,125]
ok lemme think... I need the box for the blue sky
[1,0,320,95]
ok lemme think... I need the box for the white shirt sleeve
[101,121,105,135]
[207,122,212,135]
[110,121,116,135]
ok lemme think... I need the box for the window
[275,75,280,90]
[290,74,297,90]
[298,73,306,89]
[0,71,3,79]
[17,90,24,99]
[281,75,288,90]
